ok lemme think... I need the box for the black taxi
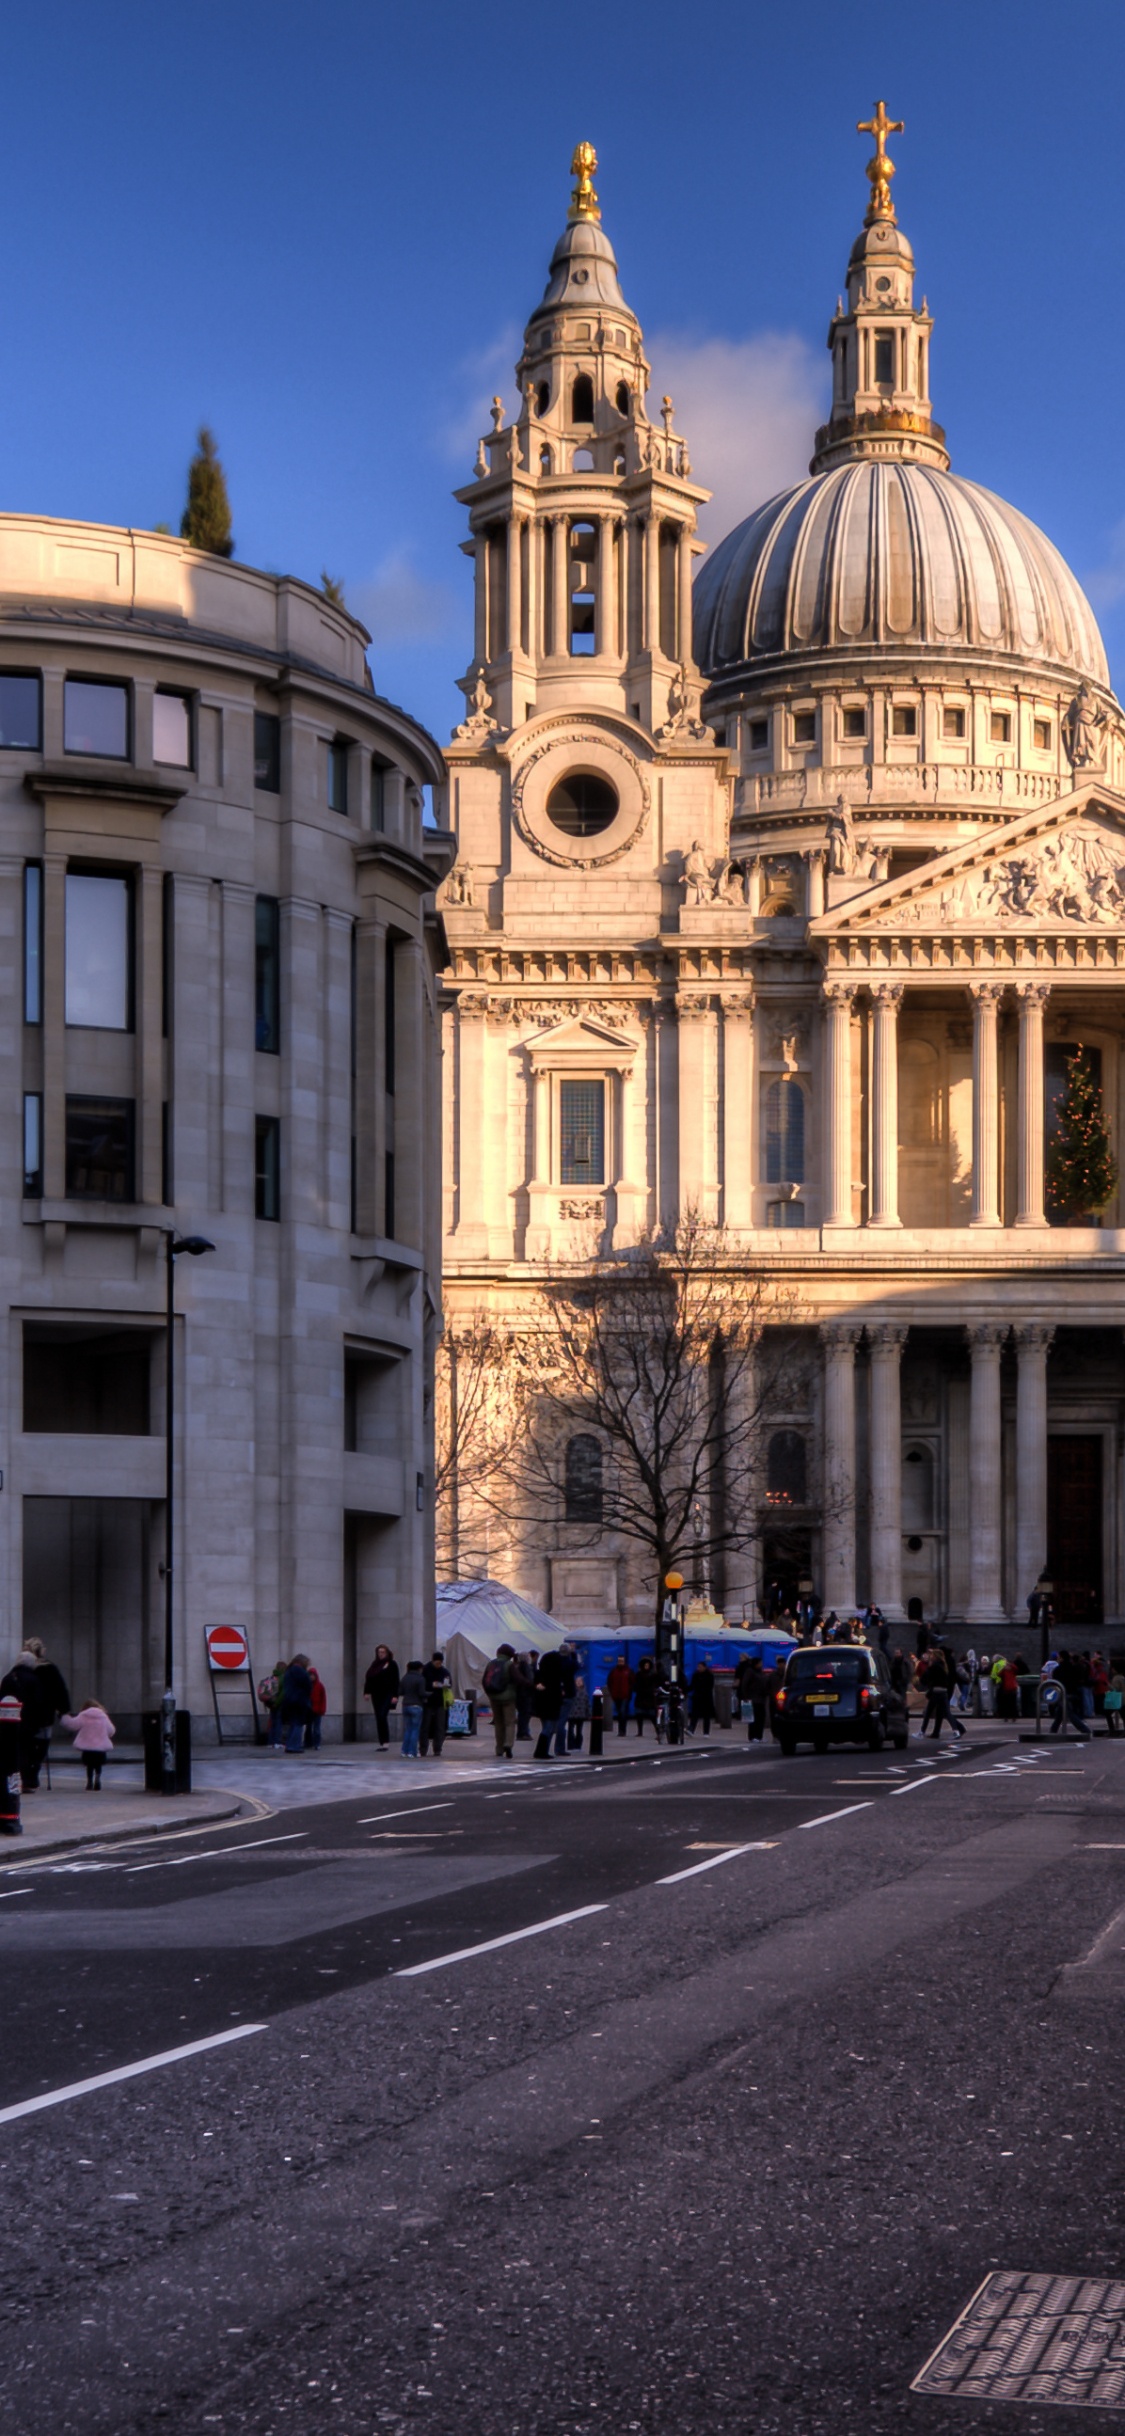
[773,1644,908,1755]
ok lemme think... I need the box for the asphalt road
[4,1729,1125,2434]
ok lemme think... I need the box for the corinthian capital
[870,981,905,1011]
[823,979,858,1011]
[867,1322,909,1353]
[966,1322,1009,1352]
[1013,979,1051,1011]
[1013,1322,1055,1353]
[968,979,1005,1008]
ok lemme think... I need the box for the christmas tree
[180,427,234,557]
[1045,1047,1118,1222]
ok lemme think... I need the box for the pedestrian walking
[736,1653,769,1743]
[306,1667,327,1749]
[606,1656,634,1737]
[482,1644,518,1758]
[1051,1649,1092,1741]
[0,1694,22,1834]
[62,1698,116,1790]
[399,1659,426,1758]
[918,1645,965,1742]
[513,1651,537,1742]
[688,1662,716,1737]
[551,1644,579,1757]
[258,1659,287,1749]
[279,1654,314,1753]
[0,1638,71,1790]
[568,1670,589,1751]
[633,1657,660,1738]
[532,1647,566,1759]
[363,1645,400,1749]
[420,1652,451,1758]
[1105,1668,1125,1734]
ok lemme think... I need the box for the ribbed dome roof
[694,461,1108,688]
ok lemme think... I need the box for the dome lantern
[812,102,948,476]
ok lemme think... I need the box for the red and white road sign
[205,1624,250,1673]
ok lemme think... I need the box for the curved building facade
[0,516,448,1732]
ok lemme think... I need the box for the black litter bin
[142,1709,192,1793]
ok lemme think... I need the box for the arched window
[565,1433,603,1523]
[536,380,550,415]
[572,373,594,423]
[569,520,597,654]
[573,447,594,471]
[613,451,626,476]
[763,1079,805,1184]
[539,444,553,474]
[902,1444,934,1532]
[766,1430,807,1506]
[615,380,630,414]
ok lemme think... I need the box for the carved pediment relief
[812,785,1125,938]
[525,1012,639,1072]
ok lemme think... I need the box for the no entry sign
[205,1624,250,1673]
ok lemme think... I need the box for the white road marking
[0,1888,31,1901]
[396,1905,607,1976]
[356,1804,454,1826]
[124,1833,307,1874]
[0,2023,267,2126]
[890,1774,944,1797]
[658,1843,773,1884]
[797,1803,873,1829]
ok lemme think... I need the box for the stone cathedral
[440,119,1125,1652]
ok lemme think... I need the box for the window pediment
[527,1014,637,1071]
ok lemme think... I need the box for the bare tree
[434,1311,524,1580]
[487,1213,800,1632]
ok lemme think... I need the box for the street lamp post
[163,1232,215,1794]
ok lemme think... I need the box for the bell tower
[455,142,711,737]
[812,100,948,475]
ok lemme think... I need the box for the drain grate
[913,2273,1125,2407]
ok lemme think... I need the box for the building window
[943,705,966,739]
[547,771,618,838]
[23,862,42,1024]
[255,896,280,1053]
[571,373,594,423]
[23,1093,41,1196]
[565,1434,603,1523]
[792,710,816,744]
[65,1096,135,1202]
[370,759,388,830]
[384,942,396,1096]
[766,1429,807,1505]
[873,332,894,384]
[560,1079,605,1186]
[65,871,132,1030]
[255,1114,280,1220]
[328,738,350,814]
[991,710,1012,744]
[763,1078,805,1184]
[1034,717,1052,750]
[569,521,597,655]
[253,711,281,792]
[384,1149,395,1240]
[0,673,41,748]
[748,717,769,752]
[24,1329,151,1435]
[535,380,550,415]
[64,679,129,759]
[902,1444,935,1532]
[766,1200,806,1228]
[153,690,192,767]
[843,706,866,739]
[615,380,630,415]
[891,704,917,737]
[162,1098,172,1206]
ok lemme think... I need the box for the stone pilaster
[721,993,754,1228]
[969,980,1003,1227]
[1014,1322,1053,1610]
[822,982,857,1228]
[1014,980,1050,1226]
[868,1322,908,1617]
[821,1321,862,1614]
[869,983,903,1228]
[967,1322,1008,1627]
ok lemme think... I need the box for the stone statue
[658,664,712,744]
[719,860,746,906]
[825,792,857,876]
[1064,680,1106,770]
[445,865,474,908]
[683,839,715,905]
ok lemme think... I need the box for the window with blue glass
[764,1078,805,1184]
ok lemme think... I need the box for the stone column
[644,512,661,652]
[676,1000,715,1221]
[967,1322,1008,1627]
[869,982,903,1228]
[451,997,489,1257]
[969,980,1003,1227]
[550,515,568,658]
[677,526,693,664]
[821,1323,862,1614]
[822,981,856,1227]
[1014,1322,1054,1612]
[868,1323,908,1618]
[506,514,523,654]
[1014,980,1050,1227]
[595,515,617,657]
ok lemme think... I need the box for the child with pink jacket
[62,1701,116,1790]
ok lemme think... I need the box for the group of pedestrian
[358,1648,452,1758]
[257,1655,328,1753]
[0,1638,117,1805]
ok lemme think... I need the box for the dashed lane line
[124,1832,308,1874]
[797,1803,873,1829]
[0,2023,268,2127]
[395,1905,607,1976]
[658,1843,776,1884]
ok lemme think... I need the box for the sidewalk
[1,1772,255,1864]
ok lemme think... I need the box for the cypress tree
[321,571,346,607]
[1045,1046,1118,1222]
[180,426,234,558]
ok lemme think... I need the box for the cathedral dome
[694,461,1109,690]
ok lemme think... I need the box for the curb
[0,1793,265,1870]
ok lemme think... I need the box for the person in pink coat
[62,1700,116,1790]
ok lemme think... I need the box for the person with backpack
[482,1643,518,1758]
[257,1658,287,1749]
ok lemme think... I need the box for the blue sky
[7,0,1125,743]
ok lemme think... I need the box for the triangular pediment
[812,782,1125,937]
[525,1012,639,1070]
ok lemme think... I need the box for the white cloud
[352,552,461,648]
[647,329,827,539]
[440,323,522,468]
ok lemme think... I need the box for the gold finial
[569,140,600,223]
[857,98,904,223]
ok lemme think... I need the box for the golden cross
[857,98,904,222]
[569,140,600,223]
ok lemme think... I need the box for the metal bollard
[590,1689,604,1758]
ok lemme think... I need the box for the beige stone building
[441,132,1125,1653]
[0,515,449,1732]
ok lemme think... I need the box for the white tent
[436,1580,568,1701]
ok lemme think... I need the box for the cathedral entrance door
[759,1528,812,1622]
[1046,1437,1103,1627]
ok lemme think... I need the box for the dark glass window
[65,1096,135,1202]
[565,1434,603,1523]
[767,1200,806,1228]
[24,1329,150,1434]
[843,707,866,738]
[64,679,129,758]
[1034,718,1052,750]
[23,862,42,1023]
[0,673,41,748]
[384,1149,395,1240]
[748,718,769,752]
[535,380,550,415]
[615,380,630,415]
[253,711,281,792]
[560,1079,605,1186]
[547,772,617,837]
[385,943,396,1096]
[162,1099,172,1207]
[766,1429,807,1505]
[943,706,966,739]
[162,873,173,1038]
[892,704,917,737]
[571,373,594,423]
[255,896,280,1053]
[153,690,192,767]
[764,1079,805,1184]
[874,333,894,383]
[328,738,350,813]
[255,1115,280,1221]
[991,710,1012,744]
[793,710,815,744]
[370,759,388,830]
[23,1093,41,1196]
[65,872,132,1030]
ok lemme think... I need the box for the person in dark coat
[279,1654,314,1754]
[514,1651,537,1742]
[688,1663,716,1736]
[420,1653,451,1757]
[633,1657,660,1737]
[606,1657,634,1737]
[0,1639,71,1789]
[0,1694,22,1833]
[736,1653,769,1743]
[533,1648,566,1759]
[363,1645,400,1749]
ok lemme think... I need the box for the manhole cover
[913,2273,1125,2407]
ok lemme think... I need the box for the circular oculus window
[546,770,619,838]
